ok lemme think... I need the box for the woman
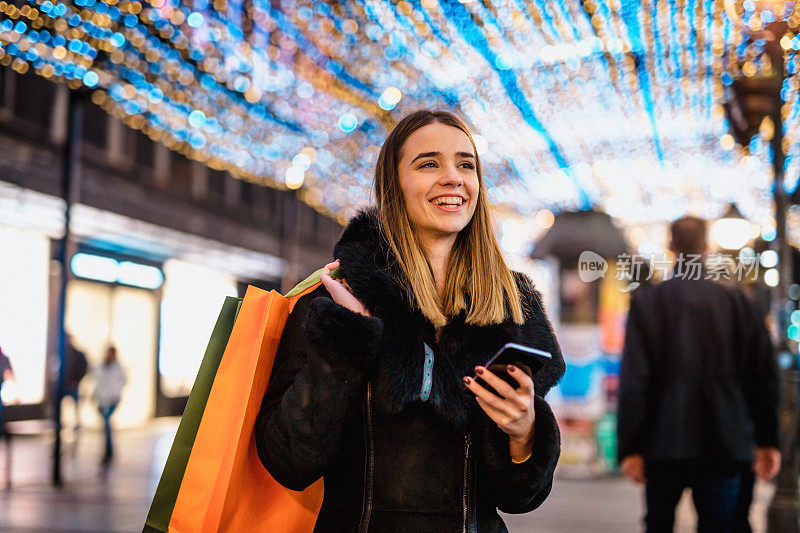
[92,345,127,464]
[255,109,564,532]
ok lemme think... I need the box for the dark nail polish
[507,364,516,373]
[475,366,484,375]
[463,377,471,385]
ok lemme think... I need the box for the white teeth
[432,197,464,206]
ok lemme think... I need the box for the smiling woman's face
[396,122,480,244]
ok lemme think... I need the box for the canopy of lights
[1,0,800,257]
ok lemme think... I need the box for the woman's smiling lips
[429,195,467,212]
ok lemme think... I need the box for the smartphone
[463,342,552,396]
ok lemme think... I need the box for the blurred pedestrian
[617,216,781,533]
[0,346,15,436]
[64,334,88,432]
[92,346,127,464]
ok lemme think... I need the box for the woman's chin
[426,221,470,238]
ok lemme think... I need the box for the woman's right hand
[319,260,372,317]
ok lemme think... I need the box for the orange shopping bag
[168,271,332,532]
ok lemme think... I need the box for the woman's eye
[419,161,475,169]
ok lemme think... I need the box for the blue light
[109,84,124,100]
[377,94,395,110]
[495,55,512,70]
[71,253,164,289]
[71,253,118,283]
[117,261,164,289]
[298,6,313,21]
[762,226,777,242]
[188,110,206,128]
[383,46,401,61]
[110,32,125,48]
[13,21,27,34]
[338,113,358,132]
[761,10,776,23]
[82,70,98,87]
[187,12,205,28]
[189,132,207,149]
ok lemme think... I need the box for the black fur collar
[334,208,565,429]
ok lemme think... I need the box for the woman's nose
[439,164,464,186]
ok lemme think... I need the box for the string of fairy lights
[1,0,800,257]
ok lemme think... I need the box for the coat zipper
[358,382,375,533]
[462,434,472,533]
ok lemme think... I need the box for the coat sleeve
[253,286,384,491]
[478,273,564,513]
[617,289,653,460]
[479,395,561,513]
[739,292,781,448]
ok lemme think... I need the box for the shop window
[0,227,50,405]
[13,70,53,130]
[208,169,226,198]
[170,151,193,195]
[81,100,107,148]
[240,180,253,207]
[134,129,155,168]
[0,65,8,110]
[159,260,237,398]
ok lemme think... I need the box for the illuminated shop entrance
[64,280,159,429]
[63,252,164,429]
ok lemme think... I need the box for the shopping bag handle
[284,265,343,298]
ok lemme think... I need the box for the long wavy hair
[373,109,523,327]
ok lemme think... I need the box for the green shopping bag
[144,296,242,533]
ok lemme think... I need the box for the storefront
[0,180,283,427]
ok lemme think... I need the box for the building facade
[0,66,344,425]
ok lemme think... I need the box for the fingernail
[474,366,484,375]
[463,377,471,385]
[507,364,516,373]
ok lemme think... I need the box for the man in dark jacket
[617,216,781,532]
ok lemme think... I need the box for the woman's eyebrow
[409,151,475,164]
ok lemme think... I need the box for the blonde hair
[374,109,524,327]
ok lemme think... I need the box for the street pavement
[0,419,773,532]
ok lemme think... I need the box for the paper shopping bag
[143,296,242,533]
[158,266,337,532]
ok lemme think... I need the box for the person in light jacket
[93,345,127,464]
[255,109,565,532]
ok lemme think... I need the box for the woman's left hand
[463,364,535,460]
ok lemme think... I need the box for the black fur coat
[255,208,565,532]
